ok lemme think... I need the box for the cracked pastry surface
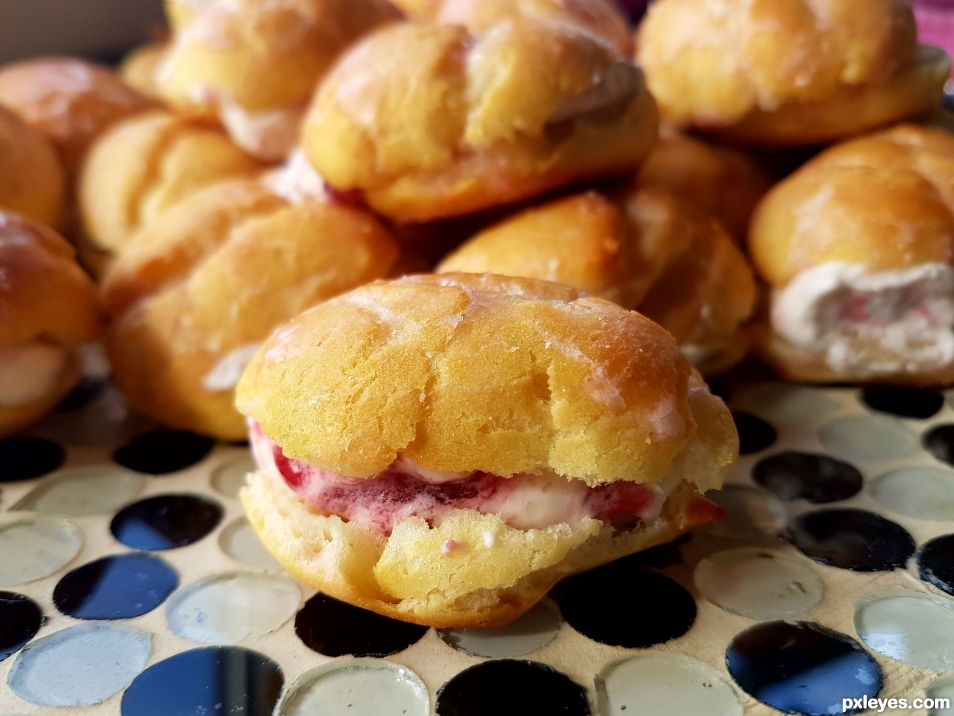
[101,177,401,440]
[749,124,954,384]
[638,0,950,146]
[437,189,757,375]
[0,106,64,228]
[237,273,736,626]
[301,20,658,223]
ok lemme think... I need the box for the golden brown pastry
[638,0,951,146]
[101,172,401,440]
[157,0,400,162]
[120,42,170,101]
[79,110,264,256]
[0,106,65,228]
[438,189,757,375]
[637,131,772,240]
[237,272,736,627]
[749,124,954,385]
[399,0,633,57]
[164,0,214,29]
[0,211,104,438]
[301,20,658,223]
[0,57,154,176]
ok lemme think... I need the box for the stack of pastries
[0,0,951,628]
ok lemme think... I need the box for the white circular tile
[279,658,429,716]
[596,653,741,716]
[0,513,82,587]
[211,455,255,498]
[819,415,918,462]
[12,465,144,516]
[438,600,560,658]
[703,485,787,540]
[694,548,823,620]
[855,594,954,671]
[166,571,300,644]
[218,517,281,571]
[870,467,954,521]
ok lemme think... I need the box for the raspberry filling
[250,423,683,534]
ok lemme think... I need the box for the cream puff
[101,172,401,440]
[0,57,154,176]
[0,106,65,228]
[79,110,264,258]
[301,20,658,223]
[164,0,214,29]
[157,0,400,162]
[638,0,951,146]
[120,42,170,101]
[438,189,757,375]
[0,211,104,438]
[237,272,736,627]
[749,124,954,385]
[399,0,633,57]
[637,131,772,241]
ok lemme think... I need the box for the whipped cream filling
[219,100,303,162]
[772,262,954,375]
[202,343,263,392]
[249,422,684,534]
[0,340,70,407]
[265,150,327,204]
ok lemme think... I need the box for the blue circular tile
[53,553,178,620]
[862,386,944,420]
[121,646,283,716]
[0,591,42,662]
[726,621,882,716]
[732,411,777,454]
[110,494,223,551]
[787,509,915,572]
[0,437,66,482]
[918,533,954,598]
[753,452,863,504]
[113,430,215,475]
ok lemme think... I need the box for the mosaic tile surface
[2,375,954,715]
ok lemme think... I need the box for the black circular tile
[112,429,215,475]
[753,451,863,504]
[726,621,882,716]
[121,646,283,716]
[294,593,427,657]
[732,411,777,454]
[55,376,107,413]
[436,660,589,716]
[110,494,223,551]
[924,424,954,467]
[554,564,695,647]
[862,386,944,420]
[0,592,42,662]
[53,553,178,620]
[787,508,915,572]
[0,436,66,482]
[918,533,954,598]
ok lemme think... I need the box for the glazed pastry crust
[242,469,719,627]
[0,57,153,174]
[120,42,169,101]
[638,0,950,145]
[157,0,400,121]
[102,179,400,439]
[79,110,264,253]
[302,21,658,222]
[749,125,954,288]
[437,190,757,375]
[636,131,771,240]
[409,0,633,57]
[237,273,738,485]
[0,107,64,228]
[0,211,104,437]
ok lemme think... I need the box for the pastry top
[0,106,64,228]
[158,0,400,115]
[640,0,919,124]
[0,211,103,349]
[120,42,169,100]
[102,179,400,345]
[164,0,215,29]
[79,110,264,252]
[237,272,738,486]
[749,124,954,287]
[301,20,658,221]
[637,131,772,239]
[407,0,633,56]
[437,189,756,353]
[0,57,154,174]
